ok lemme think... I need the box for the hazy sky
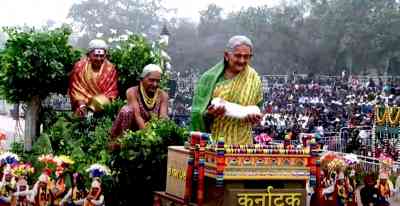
[0,0,281,27]
[166,0,281,21]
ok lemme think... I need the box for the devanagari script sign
[165,146,190,199]
[227,186,306,206]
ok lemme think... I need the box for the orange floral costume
[68,57,118,112]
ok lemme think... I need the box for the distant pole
[346,50,353,85]
[160,25,170,41]
[159,24,170,71]
[384,56,390,85]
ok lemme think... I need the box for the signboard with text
[226,186,306,206]
[165,146,189,199]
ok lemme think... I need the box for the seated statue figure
[68,39,118,117]
[109,64,168,144]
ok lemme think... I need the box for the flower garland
[388,107,400,126]
[375,106,388,125]
[375,106,400,126]
[139,82,159,109]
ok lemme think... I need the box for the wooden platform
[153,191,197,206]
[160,146,308,206]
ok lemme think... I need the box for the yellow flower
[11,163,34,177]
[56,155,74,165]
[38,154,55,164]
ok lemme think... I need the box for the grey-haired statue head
[225,35,253,53]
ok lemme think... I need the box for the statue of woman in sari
[68,39,118,117]
[191,35,263,145]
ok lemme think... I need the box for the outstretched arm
[60,189,72,206]
[159,91,169,119]
[86,195,104,206]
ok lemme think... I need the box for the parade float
[153,128,400,206]
[153,104,400,206]
[154,132,321,206]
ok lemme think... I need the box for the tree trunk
[24,95,41,151]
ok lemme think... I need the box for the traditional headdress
[0,152,19,185]
[38,154,56,166]
[86,163,110,198]
[379,154,393,175]
[379,172,388,179]
[11,163,34,178]
[140,64,163,78]
[88,39,108,51]
[54,155,74,177]
[54,155,74,167]
[0,152,19,166]
[37,154,56,183]
[86,164,110,179]
[321,152,346,172]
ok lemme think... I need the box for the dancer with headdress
[376,172,393,205]
[28,169,53,206]
[52,156,74,206]
[0,153,19,206]
[82,164,110,206]
[11,163,34,206]
[28,154,56,206]
[335,171,350,206]
[60,173,87,206]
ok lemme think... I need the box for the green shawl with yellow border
[190,61,225,132]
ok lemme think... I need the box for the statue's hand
[75,105,88,117]
[108,141,121,151]
[206,104,225,118]
[245,113,262,125]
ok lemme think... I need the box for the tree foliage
[68,0,168,48]
[108,34,161,96]
[0,26,81,103]
[67,0,400,75]
[0,32,7,50]
[164,0,400,75]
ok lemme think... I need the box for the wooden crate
[165,146,190,199]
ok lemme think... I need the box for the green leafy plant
[109,35,161,98]
[29,104,187,205]
[0,26,81,149]
[10,141,26,159]
[110,118,188,206]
